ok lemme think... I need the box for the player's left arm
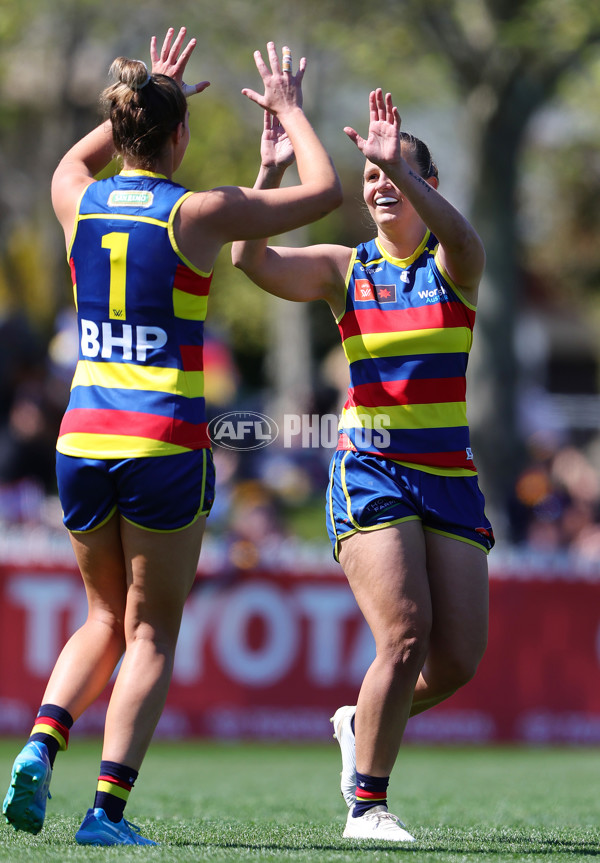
[389,164,485,304]
[345,89,485,304]
[427,191,485,305]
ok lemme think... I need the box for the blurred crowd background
[1,0,600,571]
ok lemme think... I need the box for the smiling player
[232,88,494,842]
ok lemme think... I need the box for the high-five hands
[344,88,402,166]
[150,26,210,97]
[242,42,306,117]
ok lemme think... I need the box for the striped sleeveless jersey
[337,232,477,474]
[57,170,212,459]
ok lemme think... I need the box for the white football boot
[330,705,357,809]
[343,805,415,842]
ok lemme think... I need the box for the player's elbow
[306,175,343,217]
[230,242,243,270]
[323,177,343,213]
[231,243,257,273]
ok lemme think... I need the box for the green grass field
[0,739,598,861]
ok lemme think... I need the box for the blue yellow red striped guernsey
[57,170,212,459]
[337,232,477,475]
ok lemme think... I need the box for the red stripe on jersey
[173,263,212,297]
[340,303,475,338]
[69,258,77,286]
[335,436,476,470]
[390,452,475,469]
[347,377,466,408]
[180,345,204,371]
[59,408,210,449]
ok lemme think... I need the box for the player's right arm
[233,239,349,314]
[178,45,342,276]
[230,109,349,318]
[51,122,115,245]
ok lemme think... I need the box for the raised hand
[150,26,210,97]
[260,111,295,170]
[344,89,401,167]
[242,42,306,117]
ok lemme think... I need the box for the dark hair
[101,57,187,168]
[400,132,438,181]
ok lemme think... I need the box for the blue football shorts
[325,449,494,561]
[56,449,215,533]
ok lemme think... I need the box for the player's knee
[125,617,180,654]
[437,644,487,693]
[378,623,430,678]
[89,607,126,646]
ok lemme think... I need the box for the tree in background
[405,0,600,524]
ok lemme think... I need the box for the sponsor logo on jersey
[107,190,154,208]
[354,280,397,303]
[417,285,448,303]
[354,279,376,301]
[80,319,167,361]
[374,284,396,303]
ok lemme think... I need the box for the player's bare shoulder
[179,186,239,222]
[312,243,352,317]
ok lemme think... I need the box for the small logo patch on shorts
[475,526,495,549]
[362,496,401,522]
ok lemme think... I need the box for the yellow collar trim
[120,169,168,180]
[375,231,430,268]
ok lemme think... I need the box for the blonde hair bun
[109,57,152,91]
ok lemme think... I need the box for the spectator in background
[0,311,61,521]
[509,434,600,558]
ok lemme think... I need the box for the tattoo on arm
[408,169,433,192]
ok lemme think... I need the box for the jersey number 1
[102,232,129,320]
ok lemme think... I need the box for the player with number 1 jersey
[58,170,212,459]
[2,29,341,847]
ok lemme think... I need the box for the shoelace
[368,810,406,828]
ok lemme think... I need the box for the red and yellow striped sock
[94,761,139,823]
[353,771,389,817]
[29,704,73,767]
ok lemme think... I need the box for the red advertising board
[1,534,600,743]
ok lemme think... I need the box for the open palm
[344,89,401,164]
[150,26,210,97]
[261,112,296,169]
